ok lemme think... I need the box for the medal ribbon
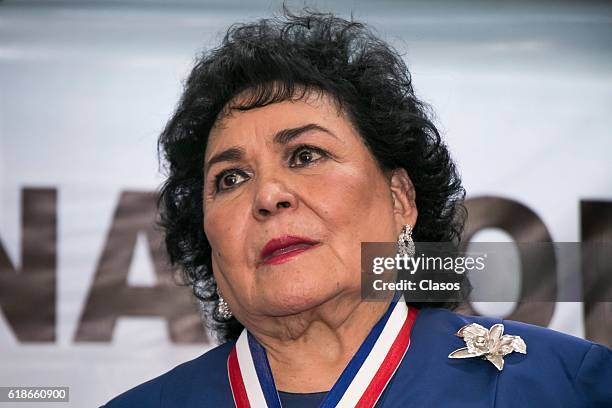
[227,295,418,408]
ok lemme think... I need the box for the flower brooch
[448,323,527,371]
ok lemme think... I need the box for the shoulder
[101,341,235,408]
[414,307,612,407]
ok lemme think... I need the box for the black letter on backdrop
[0,188,57,342]
[461,196,556,327]
[581,200,612,347]
[75,191,206,343]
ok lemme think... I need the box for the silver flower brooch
[448,323,527,371]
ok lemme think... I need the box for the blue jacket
[103,308,612,407]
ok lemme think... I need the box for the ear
[389,167,418,235]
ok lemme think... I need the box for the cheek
[203,202,248,267]
[299,163,396,287]
[309,165,391,235]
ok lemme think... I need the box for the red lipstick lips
[259,235,320,266]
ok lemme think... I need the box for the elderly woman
[104,9,611,408]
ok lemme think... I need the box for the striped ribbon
[227,296,418,408]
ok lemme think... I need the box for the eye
[289,145,327,168]
[214,169,249,192]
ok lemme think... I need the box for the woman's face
[203,90,416,323]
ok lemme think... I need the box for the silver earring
[398,224,415,258]
[215,288,233,321]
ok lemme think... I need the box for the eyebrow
[204,123,336,175]
[273,123,336,144]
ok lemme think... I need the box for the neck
[246,294,392,393]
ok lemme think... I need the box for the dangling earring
[215,288,233,321]
[398,224,415,258]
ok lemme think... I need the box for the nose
[252,176,298,220]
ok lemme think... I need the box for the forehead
[206,90,350,154]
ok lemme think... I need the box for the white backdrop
[1,0,611,406]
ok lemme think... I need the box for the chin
[256,281,338,317]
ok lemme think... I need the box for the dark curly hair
[157,8,467,344]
